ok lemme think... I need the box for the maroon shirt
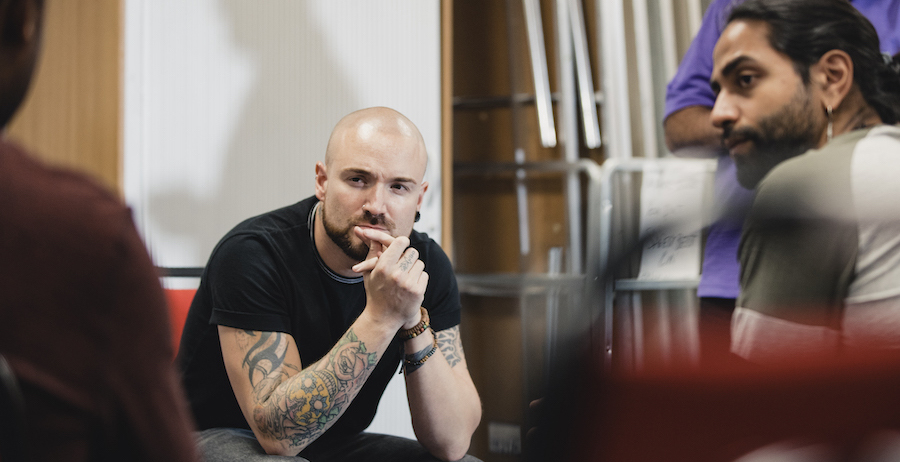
[0,139,199,461]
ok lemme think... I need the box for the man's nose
[362,185,388,216]
[710,93,738,130]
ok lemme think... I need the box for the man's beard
[726,87,822,189]
[321,206,394,262]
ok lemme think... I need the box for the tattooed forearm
[255,369,342,444]
[327,330,378,380]
[245,328,379,450]
[436,326,464,368]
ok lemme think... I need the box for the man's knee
[196,428,308,462]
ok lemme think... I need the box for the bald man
[177,107,482,461]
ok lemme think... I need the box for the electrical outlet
[488,422,522,455]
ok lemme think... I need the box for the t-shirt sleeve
[664,0,737,119]
[419,240,461,332]
[732,160,857,362]
[206,233,293,333]
[737,157,857,329]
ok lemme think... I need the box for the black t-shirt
[177,196,460,448]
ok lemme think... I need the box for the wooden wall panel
[452,0,569,276]
[452,2,572,461]
[442,0,455,256]
[6,0,122,194]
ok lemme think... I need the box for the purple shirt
[665,0,900,299]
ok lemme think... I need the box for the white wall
[123,0,442,441]
[124,0,442,267]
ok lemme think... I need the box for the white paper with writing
[637,161,708,280]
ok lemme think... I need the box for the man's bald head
[324,107,428,175]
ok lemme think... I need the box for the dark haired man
[0,0,200,460]
[664,0,900,367]
[709,0,900,364]
[178,107,482,461]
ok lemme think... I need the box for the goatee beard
[732,136,811,189]
[727,87,821,189]
[321,207,391,261]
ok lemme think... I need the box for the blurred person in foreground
[177,107,481,461]
[663,0,900,367]
[0,0,200,460]
[708,0,900,364]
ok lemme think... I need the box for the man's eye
[738,74,755,87]
[391,184,409,192]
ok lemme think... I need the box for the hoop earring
[826,105,834,143]
[415,211,421,223]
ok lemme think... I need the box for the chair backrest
[164,289,197,357]
[0,355,25,462]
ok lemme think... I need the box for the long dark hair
[729,0,900,124]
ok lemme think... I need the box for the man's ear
[417,181,428,209]
[314,161,327,201]
[813,49,854,110]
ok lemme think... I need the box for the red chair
[164,289,196,357]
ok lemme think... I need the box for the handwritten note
[637,161,709,280]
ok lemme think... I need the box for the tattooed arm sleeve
[218,323,389,457]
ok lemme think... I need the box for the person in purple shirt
[663,0,900,366]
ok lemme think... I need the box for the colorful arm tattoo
[236,329,378,449]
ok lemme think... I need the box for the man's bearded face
[725,83,821,189]
[321,206,396,261]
